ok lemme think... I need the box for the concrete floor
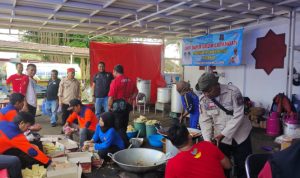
[37,109,278,178]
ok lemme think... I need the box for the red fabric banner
[90,42,166,103]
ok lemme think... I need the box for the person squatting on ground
[0,93,25,122]
[165,124,231,178]
[64,99,98,147]
[84,112,125,162]
[0,112,51,168]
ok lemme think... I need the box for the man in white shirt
[23,64,37,117]
[196,72,252,178]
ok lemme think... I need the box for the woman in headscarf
[84,112,125,160]
[176,81,200,128]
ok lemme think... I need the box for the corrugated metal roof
[0,0,298,39]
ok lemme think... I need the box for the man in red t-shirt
[165,125,231,178]
[108,65,138,105]
[108,64,138,146]
[6,63,29,96]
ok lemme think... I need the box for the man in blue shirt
[45,70,60,127]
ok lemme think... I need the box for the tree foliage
[20,31,131,62]
[21,31,131,48]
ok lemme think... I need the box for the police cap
[195,72,219,91]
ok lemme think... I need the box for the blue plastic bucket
[146,124,157,137]
[127,130,138,139]
[148,134,164,148]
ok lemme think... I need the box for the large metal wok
[108,148,167,173]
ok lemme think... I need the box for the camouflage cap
[195,72,219,91]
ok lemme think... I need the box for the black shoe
[51,123,57,127]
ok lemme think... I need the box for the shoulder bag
[112,78,128,113]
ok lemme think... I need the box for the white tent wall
[184,16,300,108]
[293,50,300,97]
[242,17,289,108]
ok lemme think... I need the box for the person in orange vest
[0,112,51,168]
[0,93,41,131]
[0,93,25,122]
[64,99,98,147]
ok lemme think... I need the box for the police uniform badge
[205,102,219,115]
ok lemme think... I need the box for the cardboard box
[47,151,65,158]
[47,157,82,178]
[42,141,65,158]
[66,152,92,173]
[56,139,78,151]
[42,142,62,158]
[41,135,66,142]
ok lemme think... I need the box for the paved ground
[37,108,278,178]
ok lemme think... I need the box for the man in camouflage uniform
[196,72,252,178]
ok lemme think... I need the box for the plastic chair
[245,153,270,178]
[133,93,149,114]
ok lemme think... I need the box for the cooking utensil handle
[136,130,141,138]
[107,153,113,158]
[128,144,133,149]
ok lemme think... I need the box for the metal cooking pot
[108,148,167,173]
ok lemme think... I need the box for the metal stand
[169,112,181,119]
[155,102,170,117]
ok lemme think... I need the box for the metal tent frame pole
[287,10,296,99]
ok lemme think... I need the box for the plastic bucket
[283,123,300,137]
[148,134,163,148]
[146,124,157,137]
[127,130,138,139]
[266,112,281,136]
[133,122,146,137]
